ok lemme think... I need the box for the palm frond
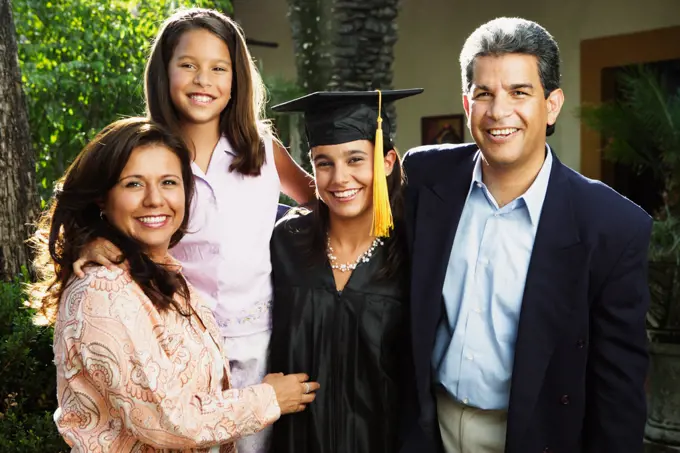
[617,66,680,159]
[579,65,680,182]
[580,101,666,178]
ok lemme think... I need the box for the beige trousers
[436,388,508,453]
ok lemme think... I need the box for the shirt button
[576,339,586,348]
[465,353,474,361]
[560,395,570,405]
[463,398,469,404]
[211,246,219,254]
[211,291,218,298]
[473,306,482,313]
[475,182,482,188]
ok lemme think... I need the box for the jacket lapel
[187,286,226,356]
[506,157,587,448]
[410,150,476,422]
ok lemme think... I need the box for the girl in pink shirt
[74,9,314,453]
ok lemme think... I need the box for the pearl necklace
[326,235,384,272]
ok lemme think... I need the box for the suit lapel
[506,157,587,446]
[410,151,476,410]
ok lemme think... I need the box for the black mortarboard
[271,88,423,149]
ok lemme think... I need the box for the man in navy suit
[401,17,651,453]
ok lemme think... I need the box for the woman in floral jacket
[29,118,318,452]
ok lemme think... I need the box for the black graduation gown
[268,213,408,453]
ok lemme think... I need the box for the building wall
[234,0,298,80]
[235,0,680,171]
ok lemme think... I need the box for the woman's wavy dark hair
[28,117,195,324]
[300,142,407,280]
[144,8,270,176]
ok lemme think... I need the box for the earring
[100,210,105,220]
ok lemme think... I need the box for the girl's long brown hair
[144,8,270,176]
[28,118,195,324]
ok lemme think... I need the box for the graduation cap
[271,88,423,238]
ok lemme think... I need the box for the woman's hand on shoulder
[262,372,320,415]
[73,237,127,278]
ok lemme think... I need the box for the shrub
[0,275,66,452]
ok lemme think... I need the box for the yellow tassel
[370,90,394,238]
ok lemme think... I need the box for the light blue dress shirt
[432,148,553,411]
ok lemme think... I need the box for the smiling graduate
[267,88,422,453]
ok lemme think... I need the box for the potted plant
[581,64,680,449]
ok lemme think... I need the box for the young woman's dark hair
[295,141,407,280]
[29,117,195,324]
[144,7,270,176]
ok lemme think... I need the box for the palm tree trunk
[286,0,402,162]
[327,0,400,130]
[0,0,39,280]
[288,0,333,92]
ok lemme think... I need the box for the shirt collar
[470,144,553,225]
[190,136,235,180]
[218,135,237,156]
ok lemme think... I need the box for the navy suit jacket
[400,143,652,453]
[276,203,291,221]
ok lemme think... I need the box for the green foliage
[263,73,311,177]
[0,276,66,452]
[580,66,680,192]
[263,73,307,207]
[649,210,680,263]
[14,0,232,207]
[264,73,305,145]
[580,66,680,260]
[581,65,680,331]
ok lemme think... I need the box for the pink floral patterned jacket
[53,265,280,452]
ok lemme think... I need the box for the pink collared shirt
[171,135,280,338]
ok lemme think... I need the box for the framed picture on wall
[421,114,465,145]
